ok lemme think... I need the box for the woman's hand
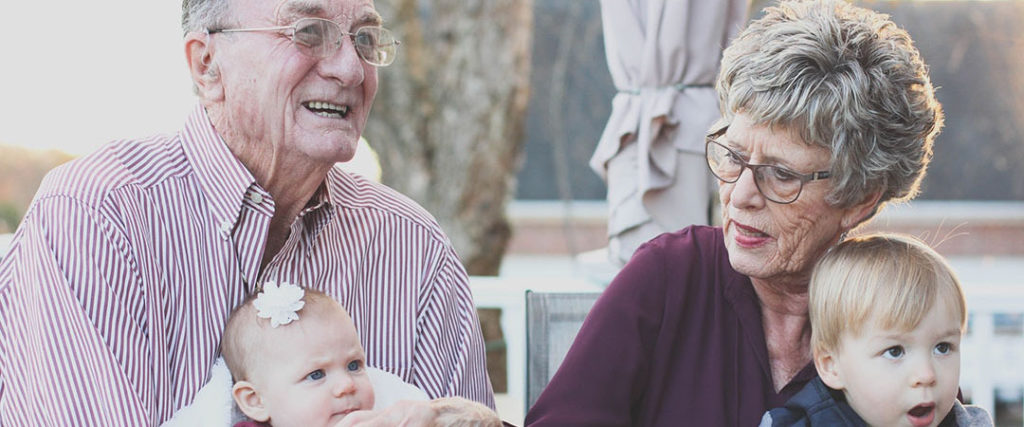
[335,397,501,427]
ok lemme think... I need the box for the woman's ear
[840,190,883,231]
[184,32,224,101]
[814,348,846,391]
[232,381,270,422]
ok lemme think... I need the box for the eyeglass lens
[292,18,397,66]
[706,141,804,203]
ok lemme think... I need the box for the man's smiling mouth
[303,101,350,118]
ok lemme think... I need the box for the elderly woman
[525,1,943,426]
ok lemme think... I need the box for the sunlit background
[0,1,194,155]
[1,1,1022,425]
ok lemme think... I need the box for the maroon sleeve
[525,234,675,426]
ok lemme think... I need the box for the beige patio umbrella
[591,0,748,266]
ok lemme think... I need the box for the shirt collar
[180,105,257,234]
[296,178,337,253]
[305,180,334,212]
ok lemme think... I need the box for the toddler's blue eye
[347,360,362,372]
[934,342,953,355]
[306,369,325,381]
[882,346,905,359]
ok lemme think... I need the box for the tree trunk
[366,0,533,276]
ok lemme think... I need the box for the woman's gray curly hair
[181,0,231,35]
[716,0,944,216]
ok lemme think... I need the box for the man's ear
[232,380,270,422]
[840,190,883,231]
[184,32,224,101]
[814,348,846,391]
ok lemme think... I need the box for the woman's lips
[732,221,770,248]
[907,403,936,427]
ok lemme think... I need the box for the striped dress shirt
[0,105,495,425]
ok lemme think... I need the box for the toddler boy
[762,234,992,426]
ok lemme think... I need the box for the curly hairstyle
[716,0,944,217]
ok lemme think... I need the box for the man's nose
[318,36,366,87]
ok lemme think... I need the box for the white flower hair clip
[253,281,305,328]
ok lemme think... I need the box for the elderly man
[0,0,496,424]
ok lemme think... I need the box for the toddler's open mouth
[907,402,936,427]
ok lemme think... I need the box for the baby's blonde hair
[220,287,342,381]
[809,233,966,356]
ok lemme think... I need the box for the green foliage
[0,202,22,233]
[0,144,75,234]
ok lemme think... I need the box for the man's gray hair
[181,0,231,35]
[716,0,944,214]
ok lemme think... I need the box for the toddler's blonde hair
[810,233,966,356]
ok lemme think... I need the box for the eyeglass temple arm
[206,25,293,34]
[205,25,401,49]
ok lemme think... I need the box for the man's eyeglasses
[208,17,400,67]
[705,131,831,204]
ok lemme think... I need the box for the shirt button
[219,220,233,235]
[249,192,264,204]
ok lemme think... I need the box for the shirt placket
[232,188,273,293]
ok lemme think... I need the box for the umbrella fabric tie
[617,82,713,96]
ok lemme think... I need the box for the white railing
[0,233,13,260]
[961,282,1024,424]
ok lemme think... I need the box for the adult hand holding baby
[336,397,501,427]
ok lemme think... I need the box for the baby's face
[821,299,962,427]
[251,307,375,427]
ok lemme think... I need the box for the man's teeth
[305,101,349,118]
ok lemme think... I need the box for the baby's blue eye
[347,360,362,372]
[934,342,953,355]
[882,346,905,359]
[306,369,325,381]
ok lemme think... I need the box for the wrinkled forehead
[229,0,381,26]
[275,0,381,25]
